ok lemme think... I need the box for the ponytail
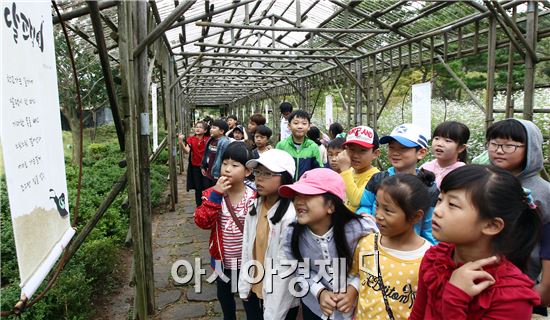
[457,148,468,163]
[417,168,436,187]
[501,201,542,272]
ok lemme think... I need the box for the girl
[238,149,300,320]
[278,168,378,320]
[179,121,210,206]
[351,172,434,319]
[194,142,256,320]
[410,165,542,319]
[307,126,328,166]
[421,121,470,189]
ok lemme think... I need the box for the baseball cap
[379,124,429,149]
[233,125,245,133]
[343,126,379,149]
[246,149,295,177]
[278,168,346,201]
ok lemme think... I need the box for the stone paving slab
[153,170,236,319]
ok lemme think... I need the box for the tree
[55,30,108,165]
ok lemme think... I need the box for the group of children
[185,101,549,320]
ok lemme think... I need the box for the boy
[486,119,550,311]
[225,115,238,138]
[231,125,247,141]
[275,110,323,180]
[336,126,380,212]
[356,123,438,244]
[201,119,230,186]
[246,113,266,150]
[279,102,293,141]
[327,137,346,173]
[252,125,272,159]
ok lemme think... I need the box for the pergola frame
[46,1,549,318]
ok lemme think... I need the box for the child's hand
[201,168,207,176]
[213,176,231,194]
[335,285,358,313]
[449,256,498,297]
[336,150,352,171]
[318,289,338,317]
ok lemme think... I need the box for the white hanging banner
[325,95,333,131]
[264,103,269,124]
[151,83,158,151]
[412,82,432,139]
[1,1,75,299]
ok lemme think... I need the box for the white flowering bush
[312,89,549,171]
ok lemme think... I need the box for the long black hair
[433,121,470,162]
[290,193,360,272]
[249,171,294,225]
[440,165,542,272]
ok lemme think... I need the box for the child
[246,113,267,150]
[279,102,293,141]
[409,165,542,319]
[252,125,273,159]
[327,137,346,173]
[336,126,380,212]
[421,121,470,188]
[329,122,345,140]
[179,121,210,206]
[278,168,378,320]
[225,114,238,138]
[351,172,434,319]
[195,142,257,320]
[276,110,323,181]
[485,119,550,308]
[231,125,247,141]
[201,119,231,185]
[356,123,438,244]
[238,149,300,320]
[307,126,328,165]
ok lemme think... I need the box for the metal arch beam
[193,42,349,52]
[176,51,359,60]
[195,21,390,34]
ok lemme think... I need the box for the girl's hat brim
[278,168,346,201]
[278,184,328,199]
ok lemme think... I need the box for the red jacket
[194,187,256,269]
[409,242,540,320]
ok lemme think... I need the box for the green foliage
[0,126,170,319]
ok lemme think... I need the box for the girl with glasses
[238,149,300,320]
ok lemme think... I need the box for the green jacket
[276,137,324,181]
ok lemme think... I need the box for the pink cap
[278,168,346,201]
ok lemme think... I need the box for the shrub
[0,126,170,319]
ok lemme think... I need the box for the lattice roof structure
[53,0,550,107]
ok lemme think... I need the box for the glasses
[486,142,525,154]
[253,169,282,178]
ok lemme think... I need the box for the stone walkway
[151,171,246,320]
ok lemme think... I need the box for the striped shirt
[220,186,255,269]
